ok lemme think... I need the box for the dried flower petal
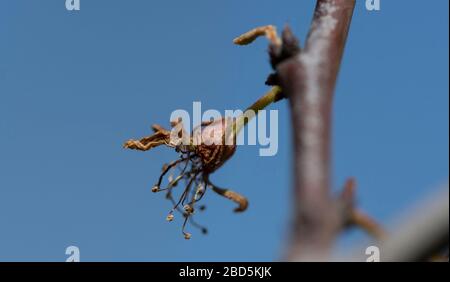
[233,25,281,47]
[210,184,249,213]
[123,124,171,151]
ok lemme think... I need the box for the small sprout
[151,185,159,193]
[168,174,174,183]
[166,214,174,222]
[184,232,192,240]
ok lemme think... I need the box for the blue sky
[0,0,448,261]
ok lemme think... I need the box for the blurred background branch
[348,185,449,262]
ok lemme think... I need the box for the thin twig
[350,209,387,241]
[339,178,386,241]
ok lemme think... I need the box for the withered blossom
[124,26,285,239]
[124,118,247,239]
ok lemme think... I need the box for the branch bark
[276,0,356,260]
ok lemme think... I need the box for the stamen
[155,158,187,188]
[182,214,191,240]
[170,173,198,214]
[189,217,208,234]
[183,204,194,215]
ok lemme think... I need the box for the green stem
[234,86,282,136]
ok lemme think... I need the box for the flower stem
[234,86,282,136]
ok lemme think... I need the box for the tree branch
[378,187,449,262]
[347,186,449,262]
[275,0,356,260]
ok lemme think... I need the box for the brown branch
[350,209,387,241]
[340,177,386,241]
[275,0,356,260]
